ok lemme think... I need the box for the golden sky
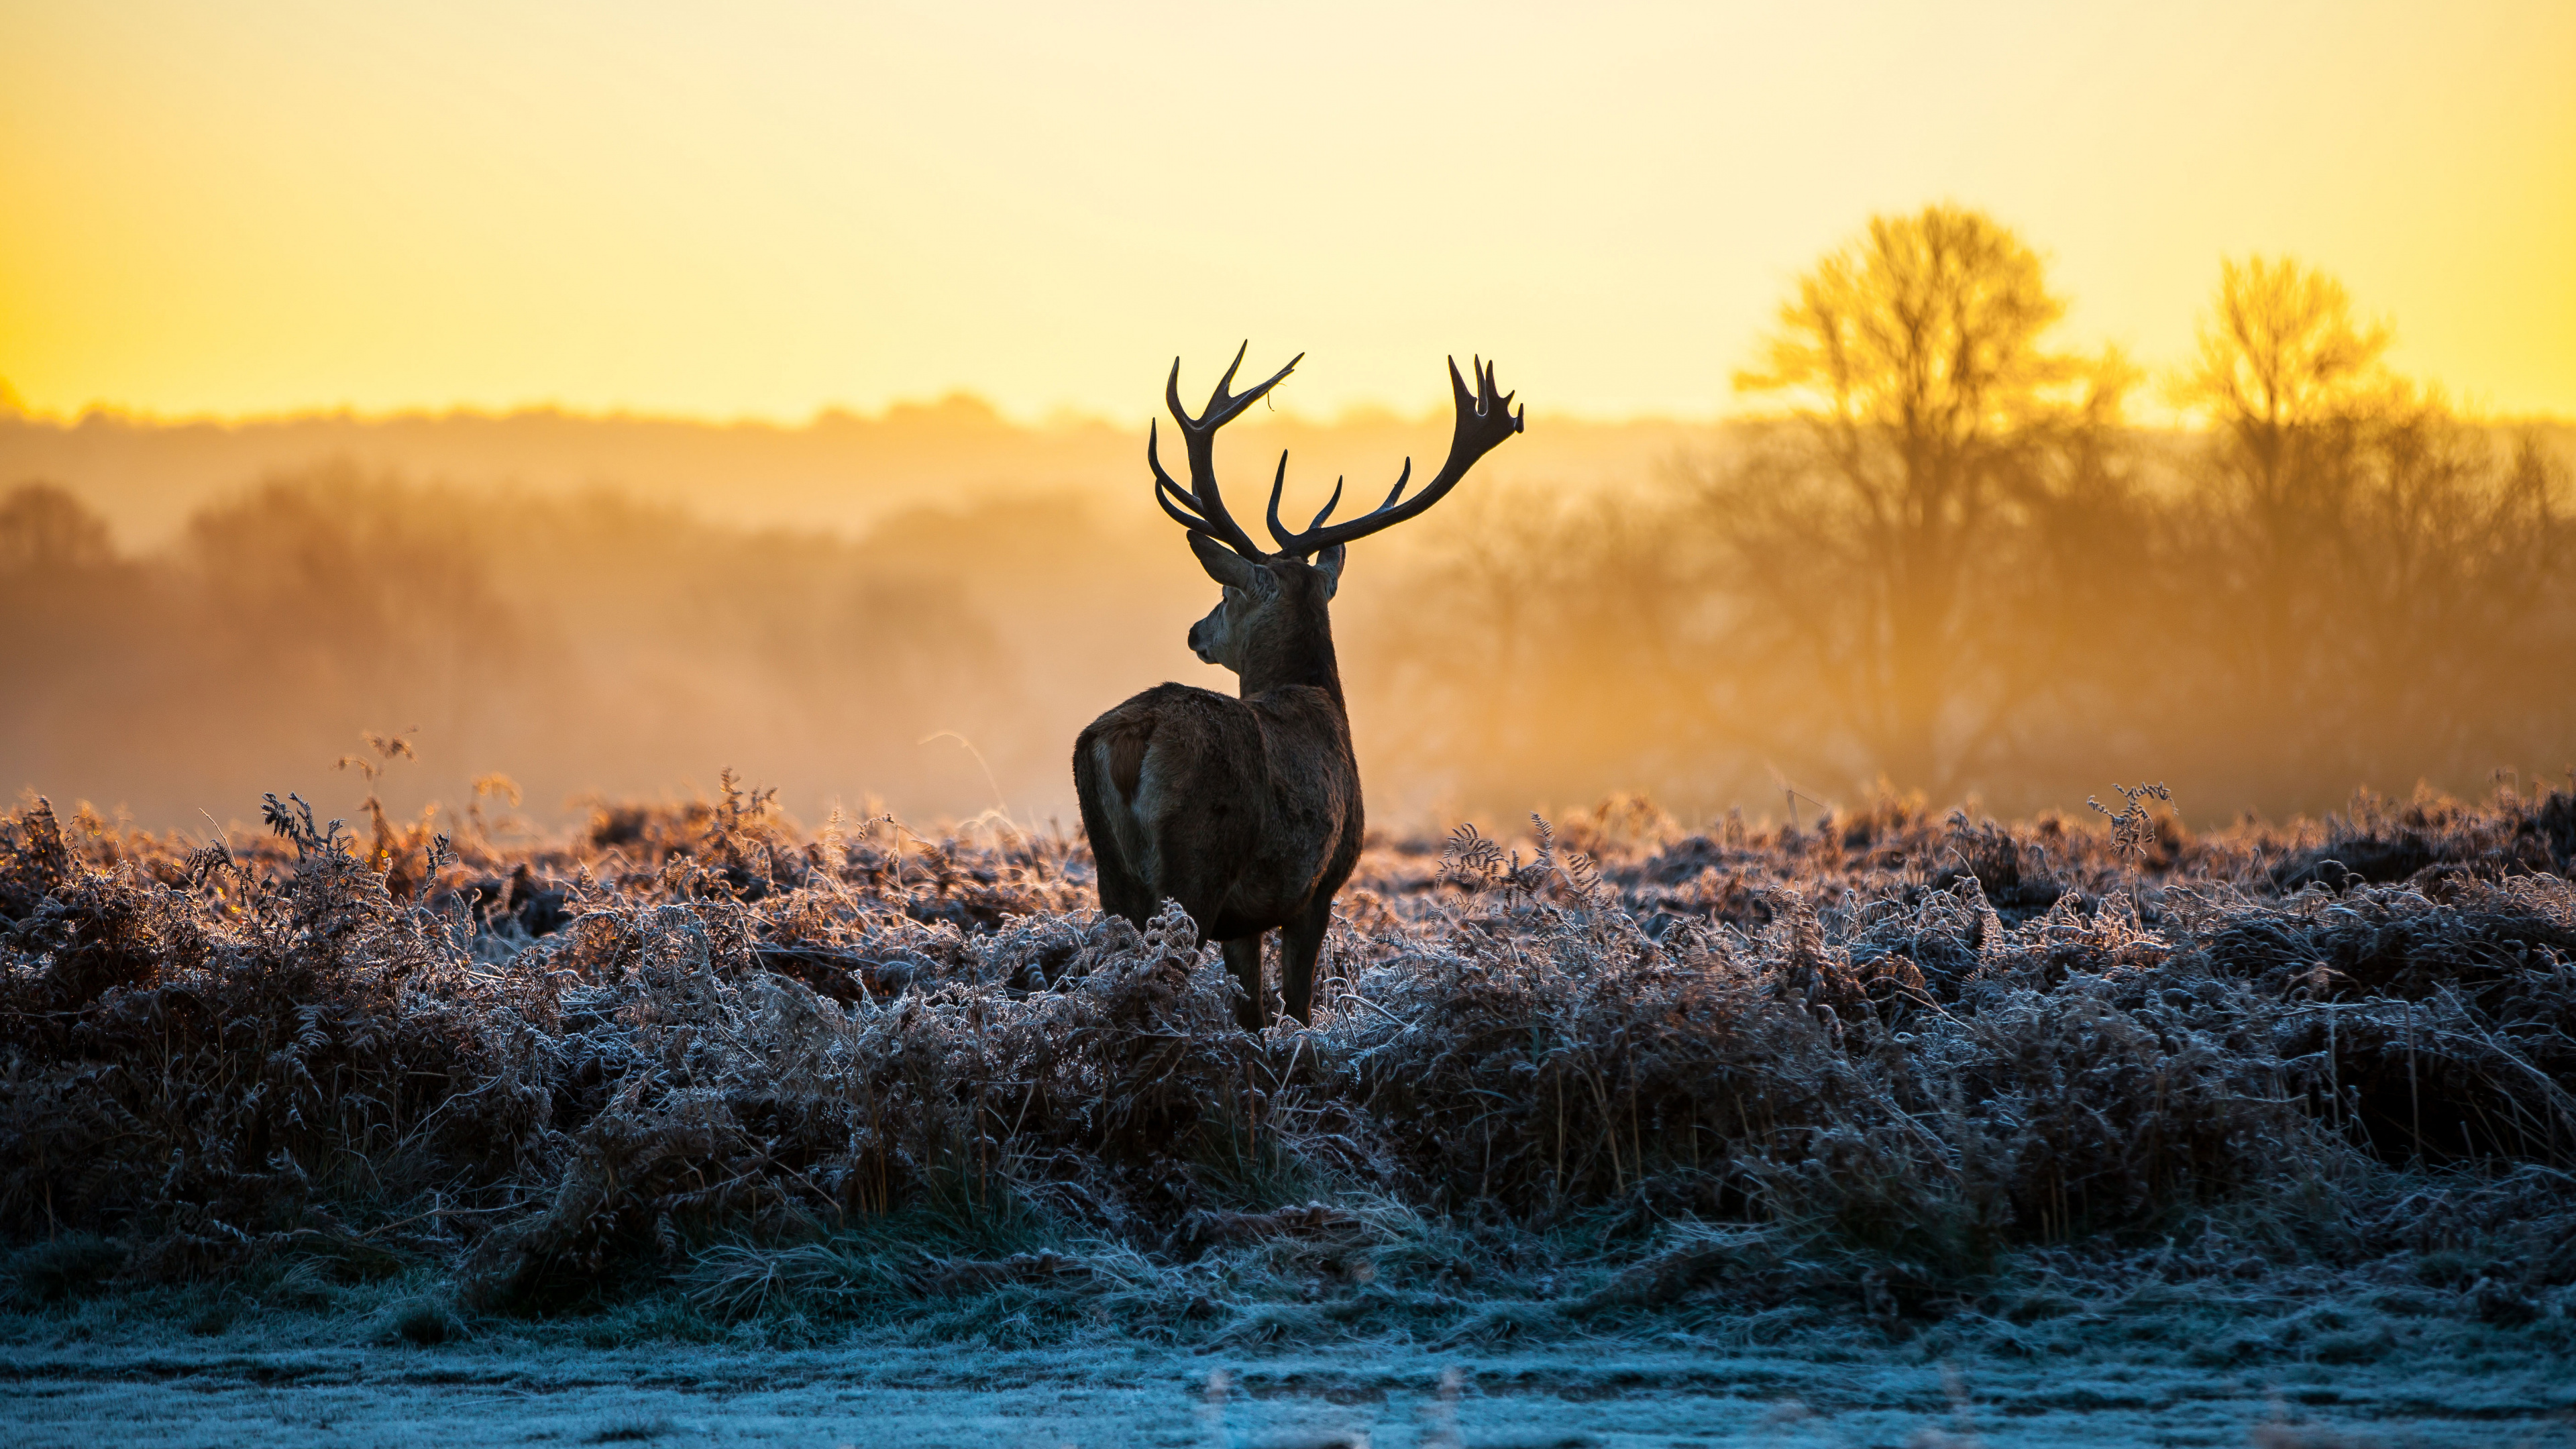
[3,1,2571,423]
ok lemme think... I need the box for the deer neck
[1239,598,1346,710]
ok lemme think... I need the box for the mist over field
[4,308,2571,839]
[0,400,1731,831]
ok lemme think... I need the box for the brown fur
[1077,350,1522,1029]
[1104,718,1152,800]
[1075,557,1361,1029]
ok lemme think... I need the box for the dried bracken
[4,784,2573,1338]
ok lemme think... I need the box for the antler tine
[1311,480,1345,532]
[1210,341,1250,413]
[1167,343,1302,432]
[1150,345,1301,557]
[1266,354,1525,557]
[1162,354,1199,430]
[1265,456,1346,553]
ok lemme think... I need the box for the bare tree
[1715,205,2132,797]
[0,482,113,574]
[2169,256,2565,802]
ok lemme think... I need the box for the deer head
[1152,345,1524,690]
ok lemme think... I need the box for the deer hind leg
[1085,819,1155,928]
[1220,934,1267,1032]
[1073,722,1156,927]
[1280,905,1330,1026]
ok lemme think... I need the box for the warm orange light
[3,1,2571,423]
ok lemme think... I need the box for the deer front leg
[1221,934,1267,1032]
[1280,906,1330,1026]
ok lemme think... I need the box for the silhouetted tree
[0,484,168,791]
[1715,205,2133,796]
[2172,257,2396,699]
[2168,257,2567,805]
[0,482,113,574]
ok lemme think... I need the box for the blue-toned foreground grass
[3,1317,2570,1448]
[3,785,2573,1442]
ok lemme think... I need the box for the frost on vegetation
[3,783,2575,1352]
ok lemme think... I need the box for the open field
[7,1336,2573,1447]
[4,784,2573,1441]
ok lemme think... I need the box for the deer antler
[1265,356,1523,557]
[1148,343,1301,559]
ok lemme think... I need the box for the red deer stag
[1074,346,1523,1029]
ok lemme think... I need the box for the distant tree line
[5,205,2569,828]
[0,471,1038,826]
[1347,205,2573,822]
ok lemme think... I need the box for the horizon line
[0,394,1752,433]
[3,386,2573,435]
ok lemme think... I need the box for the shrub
[5,785,2573,1330]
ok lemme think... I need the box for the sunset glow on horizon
[5,0,2572,424]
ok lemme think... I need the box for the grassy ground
[0,1304,2565,1433]
[3,784,2573,1440]
[5,1318,2572,1447]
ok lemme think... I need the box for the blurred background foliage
[3,207,2571,833]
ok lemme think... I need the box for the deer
[1074,345,1524,1030]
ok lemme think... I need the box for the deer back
[1077,679,1358,939]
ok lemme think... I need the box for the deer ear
[1187,531,1262,591]
[1311,543,1346,598]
